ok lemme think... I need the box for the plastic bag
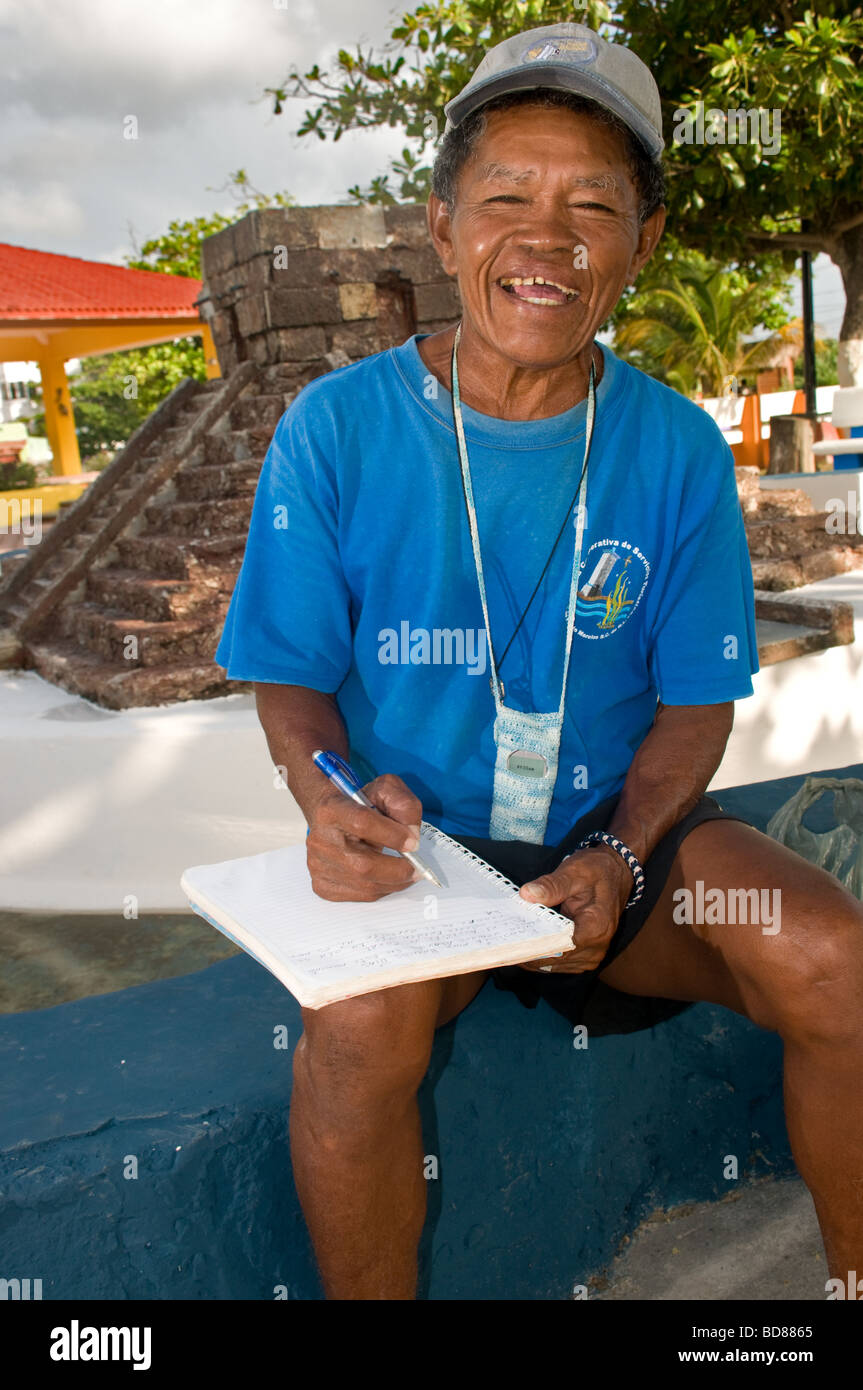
[766,776,863,899]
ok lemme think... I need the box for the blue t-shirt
[215,335,759,842]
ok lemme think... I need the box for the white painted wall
[758,467,863,517]
[0,679,306,912]
[1,574,861,913]
[710,571,863,792]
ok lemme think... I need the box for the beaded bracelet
[575,830,646,910]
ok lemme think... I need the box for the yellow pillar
[38,357,81,476]
[200,323,221,380]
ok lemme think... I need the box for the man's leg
[290,970,488,1300]
[598,818,863,1279]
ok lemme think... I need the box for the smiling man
[215,22,863,1301]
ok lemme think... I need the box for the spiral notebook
[180,822,574,1008]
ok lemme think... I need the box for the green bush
[0,460,37,490]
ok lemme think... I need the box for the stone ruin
[199,202,459,379]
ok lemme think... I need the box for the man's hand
[306,773,424,902]
[517,844,635,973]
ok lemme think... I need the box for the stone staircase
[736,467,863,591]
[0,357,341,709]
[2,430,860,710]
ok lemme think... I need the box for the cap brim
[443,65,664,160]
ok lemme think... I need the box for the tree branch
[746,232,831,254]
[835,209,863,236]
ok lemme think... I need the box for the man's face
[428,103,665,370]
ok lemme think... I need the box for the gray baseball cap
[443,22,664,160]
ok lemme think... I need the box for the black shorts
[449,794,752,1037]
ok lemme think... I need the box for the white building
[0,360,40,426]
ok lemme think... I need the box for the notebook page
[183,824,570,992]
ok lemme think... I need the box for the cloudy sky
[0,0,844,335]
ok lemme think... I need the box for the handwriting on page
[289,908,545,980]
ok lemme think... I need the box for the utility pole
[801,249,817,416]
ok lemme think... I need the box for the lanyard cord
[450,320,597,713]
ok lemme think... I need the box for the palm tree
[612,248,796,397]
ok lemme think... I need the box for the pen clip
[318,749,363,793]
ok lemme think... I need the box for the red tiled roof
[0,242,202,321]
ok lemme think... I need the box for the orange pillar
[38,356,81,476]
[199,324,221,380]
[736,394,763,471]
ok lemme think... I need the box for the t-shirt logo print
[574,539,650,640]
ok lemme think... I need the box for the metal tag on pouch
[506,749,549,778]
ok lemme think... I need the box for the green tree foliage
[268,1,863,365]
[612,244,794,394]
[794,335,839,387]
[269,1,611,204]
[614,2,863,355]
[0,460,37,490]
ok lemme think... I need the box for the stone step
[126,456,164,483]
[40,535,92,570]
[174,459,259,503]
[262,362,308,385]
[261,362,332,394]
[158,425,190,453]
[751,547,863,591]
[65,601,229,667]
[102,482,138,509]
[113,533,244,578]
[28,545,90,593]
[85,568,234,623]
[0,595,28,622]
[0,553,31,579]
[173,393,211,425]
[739,488,815,519]
[751,488,816,519]
[745,512,836,557]
[25,638,245,710]
[0,561,30,594]
[141,495,253,537]
[204,428,271,467]
[229,394,285,433]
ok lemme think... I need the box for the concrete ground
[0,909,237,1013]
[591,1176,826,1301]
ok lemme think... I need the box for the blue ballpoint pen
[312,750,444,888]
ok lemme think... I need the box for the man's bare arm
[254,682,423,901]
[255,682,351,825]
[605,700,734,865]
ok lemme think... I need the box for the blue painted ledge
[2,761,860,1301]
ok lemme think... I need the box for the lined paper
[181,823,574,1005]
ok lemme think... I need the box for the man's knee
[744,893,863,1045]
[294,981,442,1115]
